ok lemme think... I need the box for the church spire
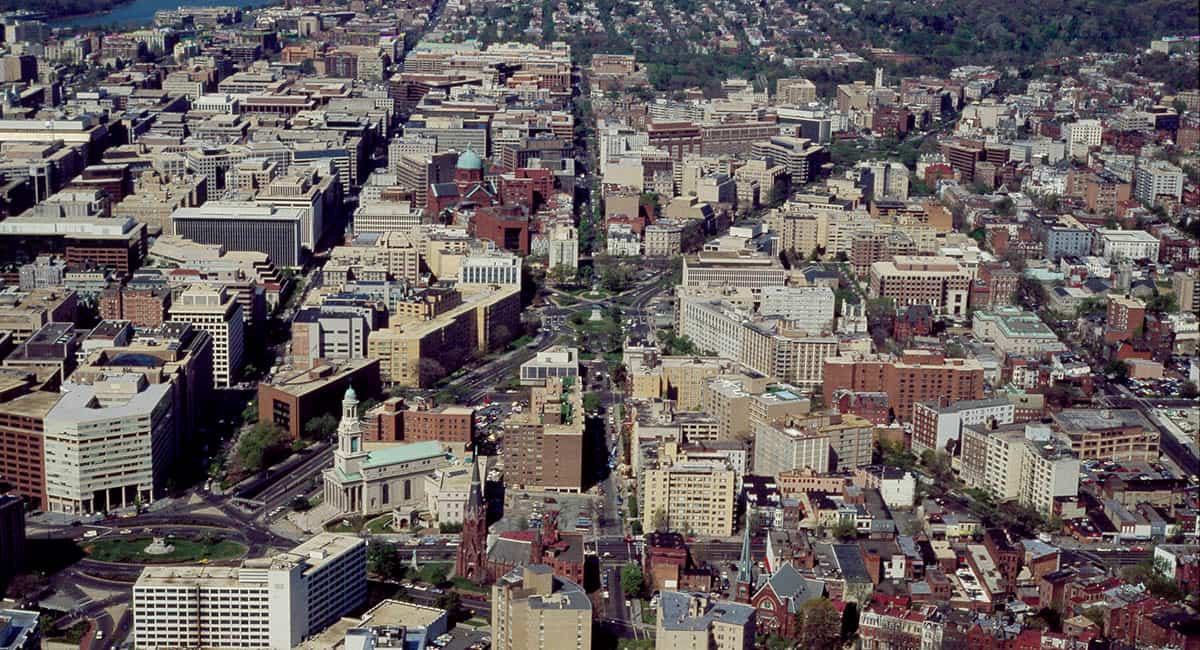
[734,524,754,602]
[466,452,484,512]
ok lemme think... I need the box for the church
[322,387,452,524]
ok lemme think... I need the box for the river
[51,0,275,30]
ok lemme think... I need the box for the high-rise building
[1134,160,1184,204]
[822,350,985,422]
[171,204,304,268]
[491,565,591,650]
[43,374,175,514]
[1172,270,1196,313]
[133,533,367,649]
[960,423,1079,514]
[868,255,971,316]
[749,136,828,186]
[169,286,244,387]
[754,413,874,475]
[910,398,1015,455]
[503,377,584,493]
[0,495,26,596]
[641,455,737,537]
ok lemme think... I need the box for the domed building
[428,147,499,215]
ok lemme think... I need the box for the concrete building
[749,136,827,186]
[0,609,38,650]
[754,413,873,476]
[1064,119,1101,158]
[1096,229,1161,262]
[457,248,522,286]
[546,223,579,271]
[682,251,787,289]
[169,286,244,387]
[171,204,304,268]
[756,286,835,334]
[1052,409,1159,463]
[503,377,585,493]
[656,591,756,650]
[1134,160,1184,204]
[491,565,591,650]
[641,457,737,537]
[868,256,971,316]
[910,398,1015,455]
[971,307,1067,356]
[322,387,450,520]
[960,423,1079,514]
[0,495,25,596]
[43,374,174,514]
[133,533,367,650]
[519,346,580,386]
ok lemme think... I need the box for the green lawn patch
[86,536,246,564]
[451,576,489,593]
[641,600,656,625]
[508,335,535,350]
[364,514,394,534]
[46,620,89,644]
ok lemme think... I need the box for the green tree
[794,597,841,650]
[583,392,602,413]
[1104,359,1130,381]
[831,519,858,541]
[652,507,668,532]
[620,563,644,598]
[236,423,284,472]
[549,264,576,286]
[367,542,404,580]
[304,413,339,439]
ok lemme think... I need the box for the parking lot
[497,491,599,535]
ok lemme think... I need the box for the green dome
[344,386,357,401]
[456,149,484,170]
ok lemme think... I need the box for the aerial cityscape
[0,0,1196,648]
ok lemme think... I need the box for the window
[404,479,411,501]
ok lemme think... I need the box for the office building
[1096,229,1161,262]
[0,609,39,650]
[172,204,304,268]
[258,359,381,440]
[682,251,787,289]
[1063,119,1101,158]
[503,377,584,493]
[169,286,244,387]
[1052,409,1159,463]
[520,346,580,386]
[133,534,367,649]
[361,397,474,446]
[868,256,971,316]
[0,495,25,596]
[546,224,579,271]
[756,286,835,334]
[457,248,522,286]
[43,374,174,514]
[491,565,591,650]
[749,136,827,186]
[0,210,147,275]
[823,350,985,422]
[972,307,1067,356]
[656,591,756,650]
[1172,270,1196,313]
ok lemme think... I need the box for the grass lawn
[451,576,488,593]
[508,335,534,350]
[618,640,654,649]
[364,514,394,534]
[326,517,363,533]
[86,536,246,564]
[641,600,656,625]
[47,620,89,644]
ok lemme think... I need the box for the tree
[831,519,858,541]
[435,590,463,617]
[304,413,339,439]
[652,507,668,532]
[794,598,841,650]
[620,563,644,598]
[236,423,284,472]
[549,264,576,286]
[367,542,404,580]
[1104,359,1130,381]
[1181,381,1198,399]
[583,392,602,413]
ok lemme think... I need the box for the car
[119,529,132,535]
[602,551,612,558]
[602,590,610,598]
[83,530,99,538]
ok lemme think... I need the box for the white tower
[334,387,368,478]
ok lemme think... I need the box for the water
[51,0,275,30]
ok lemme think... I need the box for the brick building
[823,351,985,422]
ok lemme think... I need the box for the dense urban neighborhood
[0,0,1197,649]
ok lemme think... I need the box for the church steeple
[456,451,489,584]
[334,387,367,476]
[734,524,754,602]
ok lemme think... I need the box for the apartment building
[657,591,756,650]
[749,136,827,185]
[959,423,1079,514]
[503,377,584,493]
[133,534,367,650]
[1052,409,1159,463]
[910,397,1015,455]
[43,374,174,514]
[641,458,737,537]
[868,255,971,316]
[169,286,244,387]
[754,413,873,476]
[822,350,985,422]
[491,565,591,650]
[1134,160,1184,204]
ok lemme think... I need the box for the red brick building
[0,390,58,510]
[99,285,172,327]
[361,397,474,446]
[823,351,985,422]
[470,205,531,255]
